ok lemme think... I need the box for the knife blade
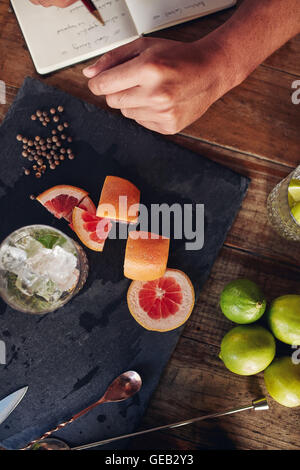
[0,387,28,425]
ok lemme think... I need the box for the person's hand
[82,37,236,135]
[29,0,77,7]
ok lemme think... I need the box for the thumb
[82,37,150,78]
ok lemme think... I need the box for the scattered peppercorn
[31,115,37,121]
[30,194,35,200]
[24,169,30,176]
[50,108,56,115]
[35,172,42,178]
[17,134,23,141]
[68,154,75,160]
[57,125,64,132]
[57,105,64,113]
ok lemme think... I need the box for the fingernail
[82,62,98,76]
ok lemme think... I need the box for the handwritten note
[125,0,235,35]
[11,0,138,74]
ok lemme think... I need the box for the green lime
[264,356,300,407]
[288,179,300,203]
[268,295,300,345]
[219,325,276,376]
[220,279,266,324]
[291,202,300,225]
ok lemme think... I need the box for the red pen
[81,0,105,26]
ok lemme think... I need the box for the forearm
[203,0,300,91]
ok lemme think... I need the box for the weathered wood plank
[170,134,300,267]
[0,2,299,167]
[134,247,300,450]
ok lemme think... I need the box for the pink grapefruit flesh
[72,206,112,252]
[127,268,195,332]
[36,185,88,220]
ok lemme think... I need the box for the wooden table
[1,0,300,450]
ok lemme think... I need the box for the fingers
[106,87,151,109]
[88,56,143,95]
[83,38,150,78]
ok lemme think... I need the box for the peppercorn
[54,160,60,166]
[57,125,64,132]
[28,156,34,162]
[29,194,35,200]
[31,115,37,121]
[59,155,65,161]
[63,122,69,128]
[22,137,28,144]
[53,116,59,123]
[61,134,66,140]
[52,129,57,135]
[50,108,56,115]
[35,172,42,178]
[67,137,72,143]
[28,140,34,147]
[24,169,30,176]
[50,163,56,170]
[36,110,42,117]
[68,154,75,160]
[22,151,28,158]
[17,134,23,141]
[57,105,64,113]
[42,111,48,117]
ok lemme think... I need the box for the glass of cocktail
[267,165,300,241]
[0,225,88,314]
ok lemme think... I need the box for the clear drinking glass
[0,225,89,314]
[267,165,300,241]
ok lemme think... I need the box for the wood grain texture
[0,0,300,451]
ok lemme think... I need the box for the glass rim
[0,224,83,314]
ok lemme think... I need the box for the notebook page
[125,0,236,35]
[11,0,139,75]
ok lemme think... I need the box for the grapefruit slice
[127,268,195,332]
[72,206,112,252]
[124,231,170,281]
[96,176,140,224]
[37,185,88,220]
[65,195,96,224]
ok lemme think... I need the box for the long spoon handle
[72,397,268,451]
[21,396,105,450]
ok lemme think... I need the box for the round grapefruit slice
[96,176,140,224]
[124,231,170,281]
[37,185,88,220]
[72,207,112,252]
[127,269,195,332]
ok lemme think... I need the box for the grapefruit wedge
[127,269,195,332]
[124,231,170,281]
[37,185,88,220]
[96,176,140,224]
[72,207,112,252]
[65,195,97,225]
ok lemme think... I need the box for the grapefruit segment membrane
[124,231,170,281]
[36,185,88,220]
[65,196,96,223]
[127,268,195,332]
[96,176,140,224]
[72,207,112,252]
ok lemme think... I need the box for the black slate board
[0,77,249,450]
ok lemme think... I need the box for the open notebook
[11,0,236,75]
